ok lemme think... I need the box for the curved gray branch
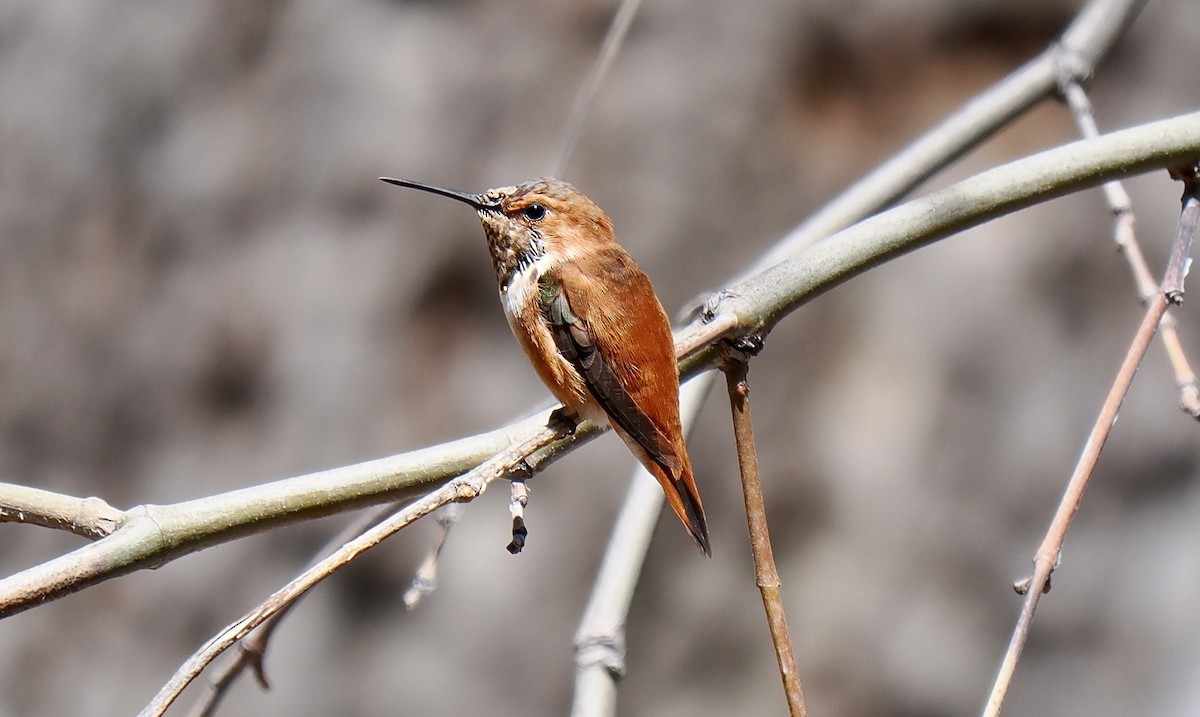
[1,110,1198,619]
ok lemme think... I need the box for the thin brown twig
[985,293,1164,717]
[1163,164,1200,300]
[404,504,464,608]
[186,501,400,717]
[140,420,562,717]
[984,166,1199,717]
[4,112,1198,620]
[553,0,643,177]
[1059,79,1200,417]
[191,476,479,714]
[722,351,807,717]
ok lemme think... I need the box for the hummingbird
[381,176,710,555]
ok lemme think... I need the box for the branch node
[403,575,437,609]
[700,288,741,323]
[1051,43,1093,100]
[434,503,464,529]
[1178,381,1200,420]
[718,334,766,375]
[1012,576,1031,596]
[78,496,122,535]
[1012,569,1052,596]
[403,552,440,609]
[574,632,627,679]
[242,644,271,690]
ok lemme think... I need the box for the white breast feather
[498,250,609,425]
[500,253,553,326]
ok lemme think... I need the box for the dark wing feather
[541,278,681,475]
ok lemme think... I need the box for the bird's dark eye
[522,202,547,222]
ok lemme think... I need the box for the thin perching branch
[141,418,566,717]
[983,163,1199,717]
[0,407,598,618]
[3,111,1199,620]
[708,112,1200,336]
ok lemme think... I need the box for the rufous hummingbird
[381,176,710,555]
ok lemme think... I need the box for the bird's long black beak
[379,177,497,210]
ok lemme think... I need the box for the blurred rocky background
[2,0,1199,715]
